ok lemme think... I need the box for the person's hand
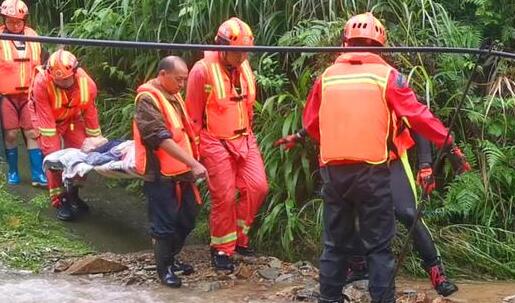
[416,164,436,195]
[273,134,300,150]
[191,161,208,181]
[447,144,471,174]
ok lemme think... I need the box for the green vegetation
[28,0,514,279]
[0,185,91,271]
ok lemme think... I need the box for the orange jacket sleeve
[30,72,60,154]
[185,62,208,138]
[81,76,101,137]
[385,70,452,148]
[302,78,322,143]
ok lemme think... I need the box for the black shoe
[56,195,75,221]
[160,266,182,288]
[70,187,89,213]
[171,259,194,275]
[427,264,458,297]
[318,294,351,303]
[211,249,235,272]
[235,245,255,256]
[346,256,368,284]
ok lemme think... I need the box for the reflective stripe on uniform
[322,73,387,88]
[48,187,63,197]
[39,127,57,136]
[79,77,89,104]
[236,219,250,235]
[85,128,101,136]
[211,231,237,245]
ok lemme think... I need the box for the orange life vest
[0,26,41,95]
[38,67,95,124]
[319,52,394,165]
[133,82,195,177]
[199,51,256,139]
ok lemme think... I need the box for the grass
[0,185,92,272]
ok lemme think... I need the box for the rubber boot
[210,248,235,272]
[56,193,75,221]
[169,235,194,275]
[70,186,89,214]
[318,294,350,303]
[346,255,369,284]
[154,238,181,288]
[426,263,458,297]
[28,148,47,187]
[5,148,20,184]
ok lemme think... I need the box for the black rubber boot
[211,248,235,272]
[154,238,181,288]
[70,186,89,214]
[56,194,75,221]
[318,294,351,303]
[426,263,458,297]
[346,255,369,284]
[171,259,194,275]
[235,245,255,257]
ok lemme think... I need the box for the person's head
[1,0,28,34]
[342,12,386,47]
[46,49,79,89]
[215,17,253,68]
[156,56,188,95]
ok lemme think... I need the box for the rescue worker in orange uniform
[0,0,46,186]
[134,56,207,288]
[186,17,269,271]
[275,13,470,303]
[30,49,101,221]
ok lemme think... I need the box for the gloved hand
[447,144,471,174]
[416,164,436,195]
[273,134,300,150]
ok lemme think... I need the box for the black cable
[1,33,514,60]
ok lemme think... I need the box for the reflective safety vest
[319,52,394,164]
[133,82,195,177]
[38,67,95,124]
[0,26,41,95]
[200,51,256,139]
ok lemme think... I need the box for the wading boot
[5,148,20,185]
[154,238,181,288]
[426,263,458,297]
[28,148,47,187]
[70,186,89,214]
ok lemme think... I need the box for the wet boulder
[66,256,128,275]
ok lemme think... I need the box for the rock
[258,267,280,280]
[432,297,461,303]
[503,295,515,303]
[53,260,72,272]
[198,281,222,292]
[235,264,253,279]
[275,273,294,283]
[268,257,282,269]
[143,265,156,271]
[88,273,104,278]
[66,256,128,275]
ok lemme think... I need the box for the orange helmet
[0,0,28,20]
[215,17,254,46]
[343,12,386,46]
[46,50,79,80]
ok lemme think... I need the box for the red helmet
[46,50,79,80]
[215,17,254,46]
[0,0,28,20]
[343,12,386,46]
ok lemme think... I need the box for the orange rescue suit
[319,52,395,164]
[0,26,41,95]
[133,82,196,177]
[199,51,256,139]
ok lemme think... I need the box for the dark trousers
[319,163,396,303]
[349,159,439,267]
[143,179,199,244]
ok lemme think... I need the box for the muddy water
[0,267,291,303]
